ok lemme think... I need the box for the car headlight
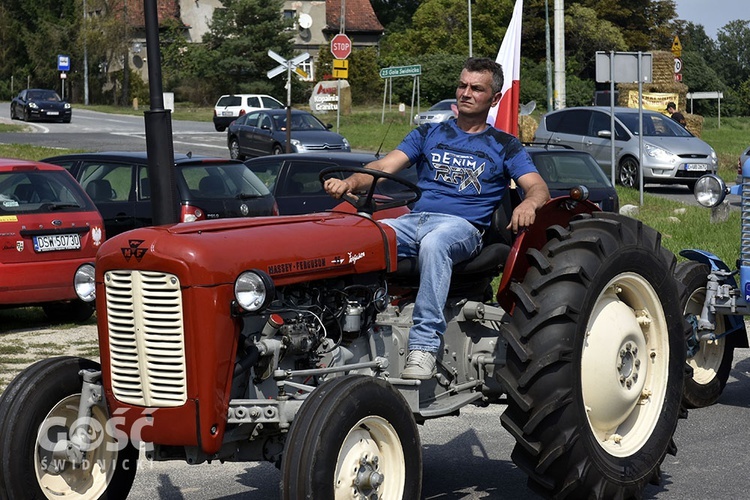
[29,102,38,109]
[644,143,674,161]
[291,139,305,152]
[64,103,71,109]
[711,149,718,164]
[342,138,350,150]
[74,264,96,303]
[694,174,728,208]
[234,270,275,312]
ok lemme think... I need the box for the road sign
[674,57,683,74]
[57,55,70,72]
[379,65,422,78]
[267,50,310,79]
[331,34,352,60]
[333,59,349,79]
[671,35,682,57]
[674,73,683,82]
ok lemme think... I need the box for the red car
[0,158,104,322]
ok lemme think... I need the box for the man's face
[455,69,502,118]
[667,106,675,112]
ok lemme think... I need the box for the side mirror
[597,130,612,139]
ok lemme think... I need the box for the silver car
[534,106,718,189]
[413,99,456,126]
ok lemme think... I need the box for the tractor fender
[679,248,749,348]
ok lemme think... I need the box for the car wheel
[215,124,225,132]
[42,300,94,323]
[618,157,639,189]
[273,144,284,155]
[23,108,31,122]
[62,117,71,124]
[10,104,16,120]
[229,138,244,160]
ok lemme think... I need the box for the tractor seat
[393,194,514,282]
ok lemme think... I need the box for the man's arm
[324,149,411,199]
[508,172,550,233]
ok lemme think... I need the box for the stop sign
[330,34,352,60]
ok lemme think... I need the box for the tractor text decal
[268,257,327,275]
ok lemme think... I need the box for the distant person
[666,102,686,127]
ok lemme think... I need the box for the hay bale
[519,115,538,142]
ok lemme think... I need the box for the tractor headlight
[74,264,96,302]
[694,174,728,208]
[234,270,275,312]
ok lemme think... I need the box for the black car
[11,89,72,123]
[227,109,350,159]
[43,152,277,237]
[245,152,416,215]
[525,146,619,212]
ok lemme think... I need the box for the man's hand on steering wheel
[320,166,420,216]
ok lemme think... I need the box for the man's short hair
[463,57,504,95]
[666,101,676,110]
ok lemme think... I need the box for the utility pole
[553,0,566,109]
[544,0,552,111]
[83,0,89,105]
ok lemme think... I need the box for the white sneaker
[402,350,437,380]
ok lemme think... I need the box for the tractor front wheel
[280,375,422,499]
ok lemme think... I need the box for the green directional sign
[379,65,422,78]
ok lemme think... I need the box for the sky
[674,0,749,39]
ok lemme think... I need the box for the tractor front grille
[104,270,187,407]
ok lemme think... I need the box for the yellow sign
[0,215,18,222]
[333,59,349,79]
[627,91,679,114]
[671,35,682,57]
[294,67,309,79]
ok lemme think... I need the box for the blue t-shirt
[397,120,538,229]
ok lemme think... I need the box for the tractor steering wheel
[319,166,421,216]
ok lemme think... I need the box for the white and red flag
[487,0,523,136]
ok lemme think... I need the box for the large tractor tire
[0,357,138,500]
[676,260,734,408]
[280,375,422,499]
[496,212,688,499]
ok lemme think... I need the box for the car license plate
[47,111,59,116]
[221,111,234,116]
[685,163,708,171]
[33,234,81,252]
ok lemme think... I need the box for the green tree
[715,20,750,89]
[199,0,295,98]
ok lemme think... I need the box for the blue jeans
[382,212,483,353]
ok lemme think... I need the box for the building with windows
[120,0,383,83]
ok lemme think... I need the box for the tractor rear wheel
[676,260,734,408]
[280,375,421,499]
[497,212,687,498]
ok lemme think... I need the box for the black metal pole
[143,0,179,225]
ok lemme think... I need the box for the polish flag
[487,0,523,136]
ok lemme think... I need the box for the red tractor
[0,168,687,499]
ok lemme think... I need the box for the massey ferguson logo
[122,240,147,262]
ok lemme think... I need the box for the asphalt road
[122,349,750,499]
[0,104,228,157]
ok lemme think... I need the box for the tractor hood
[96,212,398,287]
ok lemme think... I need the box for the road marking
[110,132,226,150]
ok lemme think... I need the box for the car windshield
[430,100,455,111]
[532,152,613,190]
[28,90,60,101]
[615,112,693,138]
[0,171,90,214]
[179,163,270,200]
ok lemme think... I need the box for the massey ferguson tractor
[0,167,689,499]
